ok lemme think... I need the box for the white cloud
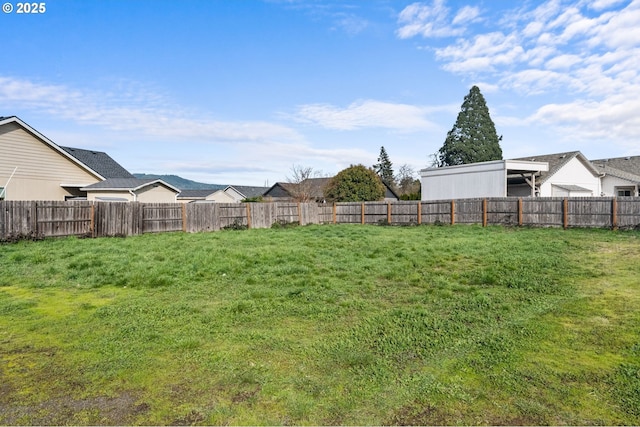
[436,32,525,73]
[0,76,300,143]
[589,0,627,11]
[399,0,640,146]
[452,5,480,25]
[396,0,469,38]
[290,99,439,131]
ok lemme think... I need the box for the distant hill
[134,174,226,191]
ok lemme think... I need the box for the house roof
[592,156,640,183]
[592,155,640,174]
[592,163,640,184]
[265,177,398,201]
[81,178,180,193]
[60,146,135,179]
[177,189,219,199]
[512,151,602,184]
[552,184,592,192]
[227,185,270,199]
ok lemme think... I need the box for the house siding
[601,175,639,197]
[539,157,600,197]
[135,185,177,203]
[0,123,101,200]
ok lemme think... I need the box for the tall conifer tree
[373,146,395,186]
[437,86,503,167]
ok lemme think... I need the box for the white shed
[420,160,548,201]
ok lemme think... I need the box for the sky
[1,0,639,186]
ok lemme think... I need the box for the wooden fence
[2,197,640,241]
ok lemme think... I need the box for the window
[616,187,634,197]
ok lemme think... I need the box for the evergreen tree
[325,164,385,202]
[373,146,395,186]
[436,86,503,167]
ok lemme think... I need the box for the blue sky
[2,0,638,186]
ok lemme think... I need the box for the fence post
[333,202,337,224]
[417,201,422,225]
[482,198,487,227]
[563,198,569,229]
[612,198,618,230]
[518,198,523,226]
[32,201,38,237]
[387,202,392,224]
[182,203,187,232]
[246,203,252,229]
[297,202,302,226]
[361,202,365,225]
[451,200,455,225]
[90,203,95,238]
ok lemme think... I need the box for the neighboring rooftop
[512,151,601,183]
[592,155,640,176]
[229,185,271,199]
[60,146,135,179]
[80,178,180,192]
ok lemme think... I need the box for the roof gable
[1,116,105,180]
[512,151,601,183]
[81,178,180,193]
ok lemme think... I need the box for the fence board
[618,198,640,229]
[364,202,387,224]
[276,203,299,225]
[0,201,36,239]
[300,202,320,226]
[36,200,92,237]
[568,197,612,228]
[185,203,219,232]
[420,200,452,225]
[522,198,563,227]
[318,204,334,224]
[455,199,483,224]
[251,203,278,228]
[336,203,362,224]
[391,201,420,225]
[142,203,183,233]
[4,198,640,242]
[217,203,248,229]
[487,198,519,226]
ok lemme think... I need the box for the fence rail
[2,197,640,241]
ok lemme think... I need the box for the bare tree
[286,164,315,202]
[395,164,421,197]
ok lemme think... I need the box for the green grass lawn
[1,224,639,425]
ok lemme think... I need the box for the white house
[420,151,603,201]
[512,152,602,197]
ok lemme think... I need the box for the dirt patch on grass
[386,402,447,425]
[0,392,150,425]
